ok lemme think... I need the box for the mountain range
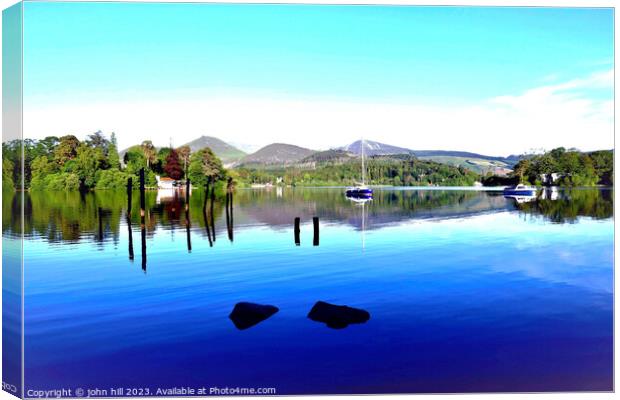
[338,140,517,173]
[121,136,519,173]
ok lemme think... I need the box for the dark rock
[307,301,370,329]
[229,302,279,330]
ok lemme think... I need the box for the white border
[0,2,616,400]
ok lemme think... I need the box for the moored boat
[346,138,373,199]
[346,186,373,198]
[503,184,537,196]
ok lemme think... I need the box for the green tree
[35,136,60,160]
[75,144,103,189]
[512,159,531,183]
[31,155,56,177]
[86,130,110,153]
[53,135,80,166]
[141,140,157,169]
[188,148,225,186]
[2,158,14,191]
[153,147,171,174]
[177,145,191,175]
[123,146,147,175]
[108,132,120,170]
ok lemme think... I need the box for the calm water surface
[3,187,613,394]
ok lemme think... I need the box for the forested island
[1,132,613,191]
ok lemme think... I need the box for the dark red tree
[164,149,184,180]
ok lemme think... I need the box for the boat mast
[361,137,366,185]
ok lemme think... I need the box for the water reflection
[515,188,613,224]
[2,188,613,244]
[503,194,537,204]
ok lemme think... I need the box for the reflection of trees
[2,188,613,244]
[514,189,613,223]
[21,191,125,243]
[2,191,22,236]
[2,189,227,244]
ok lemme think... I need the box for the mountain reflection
[2,187,613,243]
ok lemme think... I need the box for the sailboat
[346,138,373,198]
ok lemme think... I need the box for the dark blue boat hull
[346,189,373,198]
[503,189,536,196]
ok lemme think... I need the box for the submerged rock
[229,302,279,330]
[307,301,370,329]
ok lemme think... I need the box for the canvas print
[2,2,614,397]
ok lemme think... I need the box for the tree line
[2,132,226,191]
[505,147,613,187]
[236,155,480,187]
[2,135,613,191]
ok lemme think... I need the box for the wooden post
[203,198,213,247]
[98,207,103,241]
[127,214,134,261]
[294,217,301,246]
[126,176,134,260]
[139,169,147,271]
[210,184,216,242]
[186,216,192,252]
[313,217,319,246]
[141,221,147,272]
[127,177,133,213]
[229,192,234,241]
[226,192,234,242]
[139,168,146,217]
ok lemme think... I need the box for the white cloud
[23,69,613,156]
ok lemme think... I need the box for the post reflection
[126,177,134,261]
[226,177,234,243]
[185,179,192,253]
[203,180,214,247]
[139,168,147,272]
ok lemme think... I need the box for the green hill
[181,136,246,165]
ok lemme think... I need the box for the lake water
[3,187,614,394]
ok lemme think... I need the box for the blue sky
[22,2,614,154]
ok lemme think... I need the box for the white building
[155,175,176,190]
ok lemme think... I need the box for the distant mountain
[237,143,316,166]
[340,140,521,166]
[410,150,513,164]
[181,136,246,164]
[300,149,356,164]
[340,140,413,156]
